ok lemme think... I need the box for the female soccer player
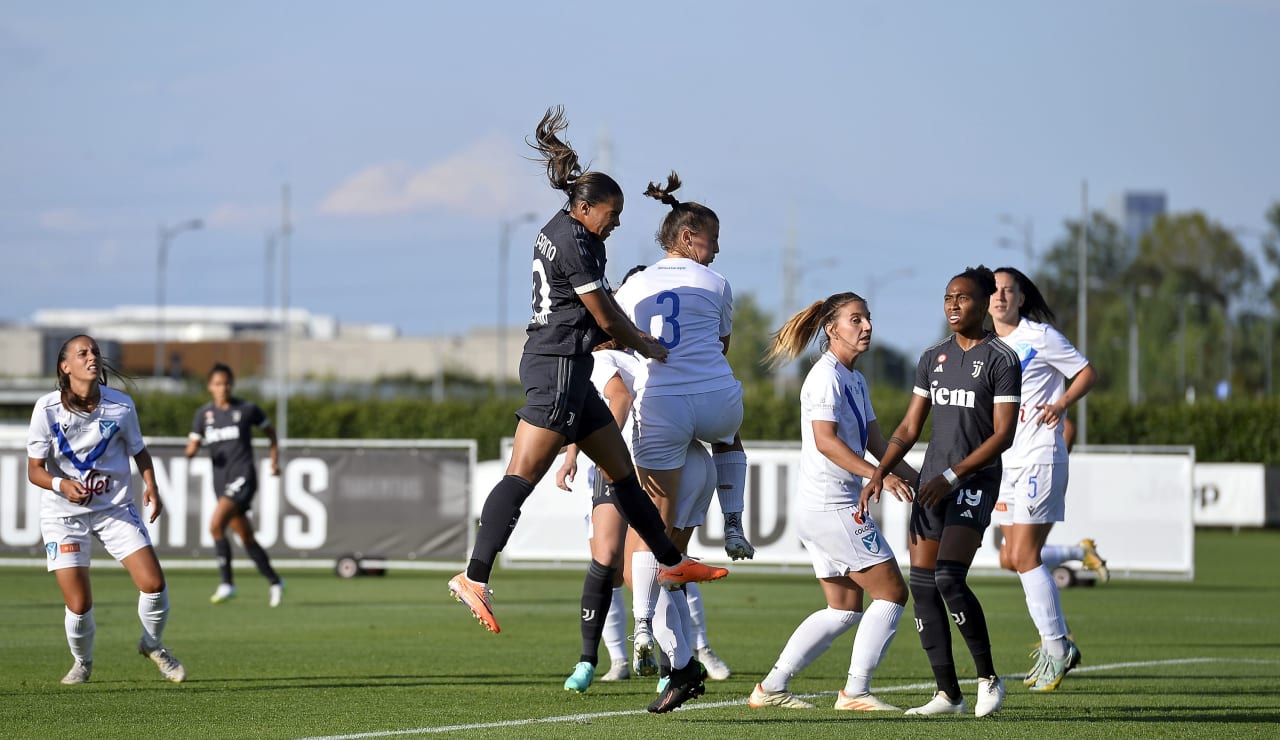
[989,266,1099,691]
[27,335,185,685]
[447,110,726,715]
[749,292,916,711]
[863,266,1021,718]
[613,172,745,705]
[185,363,285,607]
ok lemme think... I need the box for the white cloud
[320,134,548,220]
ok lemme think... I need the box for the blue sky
[3,1,1277,360]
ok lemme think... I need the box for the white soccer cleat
[696,646,731,680]
[905,690,967,715]
[834,691,900,711]
[210,583,237,604]
[60,660,92,685]
[269,581,285,608]
[599,661,631,681]
[139,640,187,683]
[631,618,659,677]
[975,675,1006,717]
[748,683,816,709]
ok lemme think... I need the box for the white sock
[671,585,695,648]
[686,582,710,650]
[761,607,860,693]
[845,600,903,695]
[713,450,748,515]
[1041,544,1084,569]
[138,588,170,651]
[603,587,627,663]
[631,550,659,624]
[1020,565,1069,658]
[653,588,693,670]
[65,606,95,665]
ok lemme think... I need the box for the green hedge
[131,389,1280,465]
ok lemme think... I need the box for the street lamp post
[496,213,537,397]
[865,267,915,386]
[154,218,204,378]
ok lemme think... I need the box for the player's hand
[143,487,164,523]
[637,333,669,363]
[882,473,915,504]
[1035,402,1066,429]
[270,462,281,477]
[916,475,952,508]
[858,474,884,519]
[555,459,578,491]
[60,479,91,506]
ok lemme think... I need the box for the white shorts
[797,505,894,578]
[42,504,154,571]
[994,461,1068,526]
[630,384,743,470]
[672,441,716,530]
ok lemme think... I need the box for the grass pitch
[1,528,1277,739]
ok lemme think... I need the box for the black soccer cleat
[647,658,707,714]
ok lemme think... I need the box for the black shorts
[590,467,617,509]
[909,469,1000,542]
[515,353,614,443]
[217,473,258,514]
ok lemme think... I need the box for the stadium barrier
[0,439,474,568]
[479,441,1197,580]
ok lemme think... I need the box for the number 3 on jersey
[647,290,681,348]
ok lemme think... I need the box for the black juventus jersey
[524,209,611,356]
[191,398,269,493]
[913,333,1021,483]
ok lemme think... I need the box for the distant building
[0,305,525,384]
[1112,191,1167,258]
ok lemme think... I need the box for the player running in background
[447,110,726,715]
[989,266,1100,691]
[28,335,185,685]
[185,363,285,607]
[863,266,1021,718]
[749,292,915,712]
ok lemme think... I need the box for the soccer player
[185,363,285,607]
[863,266,1021,718]
[28,335,186,685]
[613,172,746,710]
[749,292,915,711]
[989,266,1100,690]
[447,109,727,715]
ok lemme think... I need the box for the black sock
[910,566,962,700]
[214,539,234,585]
[244,540,280,585]
[609,473,682,566]
[578,560,615,665]
[467,475,535,582]
[935,559,996,678]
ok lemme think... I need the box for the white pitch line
[294,657,1279,740]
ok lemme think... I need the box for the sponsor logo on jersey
[961,510,973,518]
[204,425,242,443]
[929,381,976,408]
[46,542,57,560]
[232,410,241,423]
[98,419,118,439]
[971,360,984,378]
[60,543,80,554]
[933,353,947,373]
[861,532,881,554]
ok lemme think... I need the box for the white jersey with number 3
[1001,318,1089,467]
[613,257,735,397]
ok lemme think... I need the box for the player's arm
[1039,363,1098,429]
[916,401,1017,508]
[183,434,201,459]
[815,420,913,503]
[580,289,668,362]
[865,420,919,484]
[262,423,281,476]
[28,456,88,502]
[555,444,580,491]
[861,394,930,512]
[601,374,633,430]
[133,448,165,523]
